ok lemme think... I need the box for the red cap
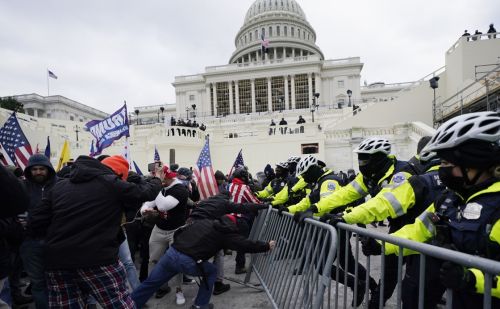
[162,166,177,179]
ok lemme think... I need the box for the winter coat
[28,155,162,270]
[172,216,270,261]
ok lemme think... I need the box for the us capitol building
[3,0,499,173]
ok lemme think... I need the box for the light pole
[311,93,320,122]
[191,104,197,122]
[134,109,140,125]
[429,77,440,127]
[74,125,80,148]
[347,89,352,107]
[160,106,165,122]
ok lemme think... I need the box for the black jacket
[28,156,162,270]
[172,216,269,261]
[189,192,267,221]
[0,164,28,218]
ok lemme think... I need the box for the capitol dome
[229,0,324,64]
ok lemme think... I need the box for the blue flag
[154,146,160,162]
[44,136,51,158]
[85,104,129,155]
[133,161,143,176]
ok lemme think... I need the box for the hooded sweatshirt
[27,155,162,269]
[23,153,57,212]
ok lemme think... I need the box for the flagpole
[47,69,50,96]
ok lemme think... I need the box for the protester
[228,168,261,274]
[297,115,306,124]
[279,118,287,125]
[189,192,269,295]
[487,23,496,38]
[141,165,189,305]
[27,155,162,308]
[20,153,58,309]
[1,165,29,308]
[131,215,275,309]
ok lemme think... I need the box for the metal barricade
[244,207,338,309]
[332,222,500,309]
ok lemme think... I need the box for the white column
[229,81,234,114]
[251,79,256,113]
[34,109,39,117]
[213,83,218,116]
[273,48,277,60]
[292,48,295,58]
[300,49,303,57]
[248,54,251,63]
[283,47,286,59]
[235,81,240,114]
[205,85,211,116]
[308,73,313,107]
[291,75,296,109]
[267,77,273,112]
[284,76,289,110]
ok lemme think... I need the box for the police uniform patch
[392,173,406,184]
[462,202,482,220]
[327,182,336,191]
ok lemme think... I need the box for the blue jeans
[20,238,48,309]
[119,239,141,290]
[131,247,217,308]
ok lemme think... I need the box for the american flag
[48,70,58,79]
[193,138,219,200]
[0,113,33,169]
[154,146,161,162]
[261,32,269,55]
[228,149,244,177]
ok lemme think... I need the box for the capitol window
[338,80,345,88]
[255,30,258,40]
[269,26,272,37]
[284,26,287,36]
[189,94,195,101]
[277,26,280,36]
[291,27,294,36]
[249,32,252,41]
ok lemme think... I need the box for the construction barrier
[244,207,338,309]
[246,208,500,309]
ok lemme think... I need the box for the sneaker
[176,291,186,305]
[155,286,171,298]
[183,275,195,284]
[213,282,231,295]
[234,267,247,274]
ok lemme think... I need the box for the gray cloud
[0,0,498,113]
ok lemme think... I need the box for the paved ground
[19,224,446,308]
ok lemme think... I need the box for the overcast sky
[0,0,498,113]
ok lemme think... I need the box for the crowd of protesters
[1,110,499,309]
[170,116,206,131]
[0,152,274,309]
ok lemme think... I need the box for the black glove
[319,213,335,223]
[439,261,476,292]
[277,205,288,216]
[293,210,313,225]
[127,174,142,184]
[361,237,382,256]
[328,214,345,227]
